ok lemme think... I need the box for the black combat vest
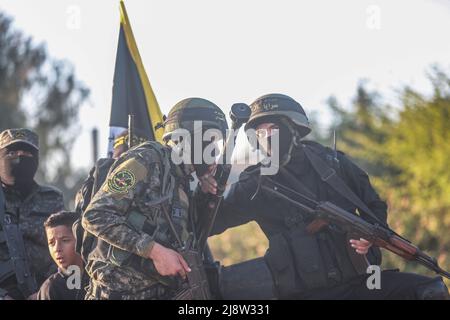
[264,141,371,298]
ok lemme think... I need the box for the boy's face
[46,225,80,271]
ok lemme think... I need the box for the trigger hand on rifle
[198,164,218,195]
[350,238,373,255]
[147,242,191,279]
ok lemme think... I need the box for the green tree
[381,68,450,277]
[0,12,89,208]
[326,81,396,179]
[326,68,450,281]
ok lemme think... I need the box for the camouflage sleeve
[82,149,161,259]
[20,190,65,246]
[19,190,64,282]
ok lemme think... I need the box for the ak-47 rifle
[261,176,450,279]
[0,185,38,298]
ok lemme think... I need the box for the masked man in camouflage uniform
[0,128,65,300]
[82,98,227,300]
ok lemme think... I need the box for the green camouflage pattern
[0,182,64,296]
[82,141,192,299]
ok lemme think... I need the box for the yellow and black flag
[108,1,164,154]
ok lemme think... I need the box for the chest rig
[264,142,371,298]
[101,142,194,284]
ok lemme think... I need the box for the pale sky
[1,0,449,170]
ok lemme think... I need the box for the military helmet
[245,93,311,138]
[163,98,228,141]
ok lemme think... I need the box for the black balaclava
[251,116,296,167]
[0,143,39,196]
[192,133,221,177]
[171,128,222,178]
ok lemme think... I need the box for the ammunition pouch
[265,225,364,298]
[106,210,177,288]
[107,210,148,267]
[106,211,212,299]
[264,233,299,298]
[287,228,330,290]
[220,257,275,300]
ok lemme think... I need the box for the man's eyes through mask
[6,150,33,158]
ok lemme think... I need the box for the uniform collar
[1,180,39,200]
[284,145,311,176]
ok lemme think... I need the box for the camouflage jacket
[0,182,64,298]
[82,142,193,298]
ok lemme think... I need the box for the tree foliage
[0,12,89,208]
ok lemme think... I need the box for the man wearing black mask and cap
[0,128,65,300]
[198,93,449,300]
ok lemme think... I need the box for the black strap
[302,145,387,227]
[92,158,116,199]
[279,167,318,201]
[162,205,184,248]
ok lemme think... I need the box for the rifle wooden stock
[388,235,417,256]
[306,218,329,234]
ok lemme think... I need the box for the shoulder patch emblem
[107,169,136,193]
